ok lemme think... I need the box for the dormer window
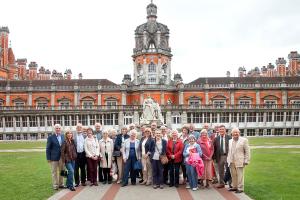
[188,96,201,108]
[58,97,70,110]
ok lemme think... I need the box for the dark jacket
[61,139,77,163]
[150,139,167,159]
[166,139,184,163]
[213,134,231,162]
[115,133,130,151]
[46,133,65,161]
[139,136,155,156]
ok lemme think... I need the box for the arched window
[35,97,49,109]
[57,97,71,110]
[148,62,156,73]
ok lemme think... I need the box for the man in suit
[213,124,231,188]
[73,123,87,187]
[227,128,250,193]
[46,124,65,190]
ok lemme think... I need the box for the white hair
[231,127,240,134]
[54,124,61,129]
[200,129,208,135]
[171,129,178,136]
[129,129,137,136]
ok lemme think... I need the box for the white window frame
[106,98,117,109]
[264,100,277,108]
[36,101,48,110]
[238,100,251,108]
[59,100,70,110]
[148,75,156,84]
[291,100,300,108]
[188,98,201,108]
[82,101,94,109]
[124,114,133,125]
[15,101,25,109]
[148,62,156,73]
[172,113,181,124]
[213,100,226,108]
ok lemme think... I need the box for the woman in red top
[197,129,214,188]
[166,130,184,187]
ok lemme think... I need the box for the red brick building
[0,2,300,140]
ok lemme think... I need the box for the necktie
[220,136,224,154]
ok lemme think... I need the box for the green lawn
[0,141,46,149]
[0,152,55,200]
[245,148,300,200]
[248,136,300,146]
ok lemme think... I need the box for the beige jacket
[99,138,114,168]
[227,137,250,167]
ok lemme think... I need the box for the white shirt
[142,138,148,155]
[76,133,85,153]
[220,136,226,154]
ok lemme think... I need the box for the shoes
[169,184,174,187]
[103,181,107,185]
[192,188,198,191]
[140,180,146,185]
[132,182,136,185]
[185,185,191,189]
[75,184,80,187]
[69,187,76,191]
[53,187,58,190]
[117,180,121,184]
[121,183,127,187]
[94,183,99,186]
[228,188,237,192]
[108,181,112,184]
[216,184,225,188]
[139,179,144,183]
[59,185,67,189]
[160,185,164,189]
[153,185,158,189]
[235,190,244,193]
[146,182,151,186]
[81,183,86,186]
[175,184,179,188]
[90,183,94,186]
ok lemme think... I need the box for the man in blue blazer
[46,124,65,190]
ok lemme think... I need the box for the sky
[1,0,300,83]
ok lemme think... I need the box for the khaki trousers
[230,163,244,191]
[116,156,124,182]
[49,159,64,189]
[142,155,152,184]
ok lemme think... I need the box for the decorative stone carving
[140,96,163,125]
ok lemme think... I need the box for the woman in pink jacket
[197,129,214,188]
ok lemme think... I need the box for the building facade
[0,2,300,140]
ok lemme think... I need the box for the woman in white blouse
[84,127,99,186]
[99,130,114,184]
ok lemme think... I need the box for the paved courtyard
[48,184,252,200]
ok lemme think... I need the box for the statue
[140,96,163,125]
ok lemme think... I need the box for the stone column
[166,111,172,128]
[282,90,288,106]
[51,92,55,109]
[28,92,33,106]
[13,116,16,132]
[161,91,165,105]
[230,91,235,105]
[122,91,127,105]
[205,91,209,105]
[37,116,40,131]
[118,111,124,127]
[6,93,10,106]
[181,111,187,125]
[133,111,140,125]
[97,91,102,106]
[140,91,144,105]
[74,91,79,107]
[256,90,260,105]
[179,90,184,105]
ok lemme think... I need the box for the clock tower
[132,1,172,85]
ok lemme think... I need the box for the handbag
[155,143,169,165]
[113,150,122,157]
[159,155,169,165]
[134,160,142,170]
[60,169,68,177]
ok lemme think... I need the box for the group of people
[46,122,250,193]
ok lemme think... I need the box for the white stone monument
[140,96,163,125]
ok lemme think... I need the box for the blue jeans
[65,161,75,188]
[122,156,137,185]
[186,164,198,189]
